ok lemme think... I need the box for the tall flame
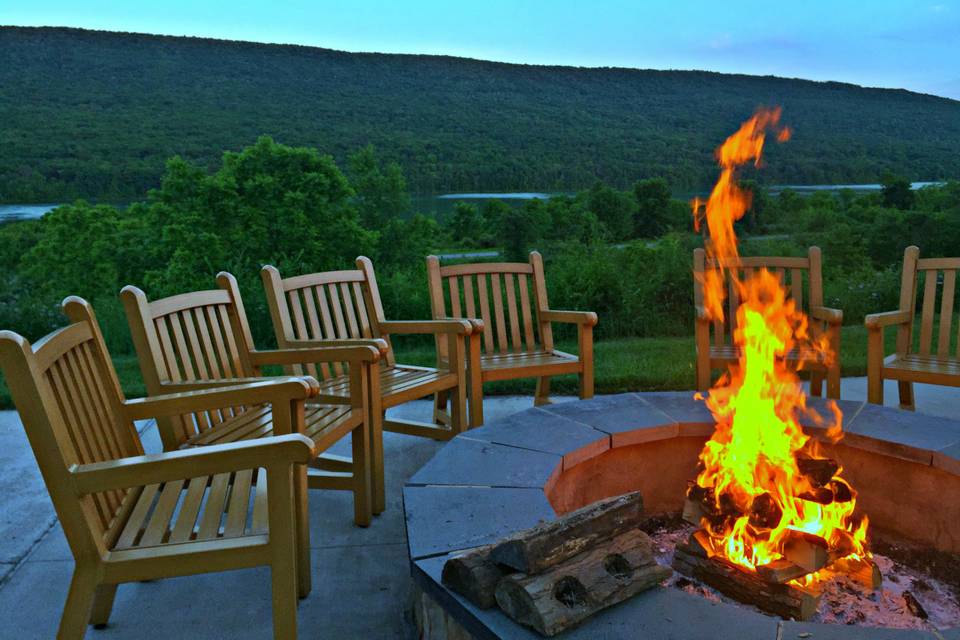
[692,107,868,578]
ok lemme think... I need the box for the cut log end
[495,529,671,636]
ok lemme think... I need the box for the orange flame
[691,108,868,580]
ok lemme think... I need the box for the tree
[881,172,915,211]
[502,206,541,261]
[586,182,635,240]
[448,202,483,246]
[633,178,672,238]
[348,145,411,228]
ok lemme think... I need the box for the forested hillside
[2,26,959,202]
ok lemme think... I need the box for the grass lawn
[0,324,894,410]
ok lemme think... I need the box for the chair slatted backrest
[262,257,390,376]
[900,247,960,358]
[693,247,823,347]
[0,298,143,559]
[121,274,260,450]
[426,251,553,361]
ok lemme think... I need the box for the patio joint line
[0,515,58,591]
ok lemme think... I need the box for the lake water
[0,182,946,224]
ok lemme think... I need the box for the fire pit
[404,392,960,639]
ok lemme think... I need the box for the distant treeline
[2,137,959,361]
[2,26,960,202]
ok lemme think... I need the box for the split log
[442,545,512,609]
[672,531,820,621]
[490,491,644,573]
[495,529,671,636]
[830,555,883,591]
[755,559,810,584]
[795,454,839,487]
[780,530,828,573]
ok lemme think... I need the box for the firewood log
[490,491,644,573]
[494,529,671,636]
[780,530,828,573]
[672,531,820,621]
[795,454,839,487]
[441,544,512,609]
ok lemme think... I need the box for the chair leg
[579,363,594,400]
[450,383,468,434]
[293,465,311,599]
[898,381,915,411]
[371,409,386,515]
[866,328,884,405]
[351,421,373,527]
[826,363,841,400]
[89,583,118,628]
[534,377,551,406]
[269,466,300,640]
[809,372,824,397]
[432,391,449,424]
[59,565,99,639]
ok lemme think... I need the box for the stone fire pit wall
[403,392,960,640]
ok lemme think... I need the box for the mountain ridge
[2,25,958,201]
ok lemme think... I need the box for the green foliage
[448,203,483,247]
[633,178,674,238]
[2,27,960,203]
[586,182,635,240]
[348,145,411,228]
[881,172,916,210]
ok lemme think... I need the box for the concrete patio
[1,379,958,639]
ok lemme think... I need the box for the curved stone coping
[404,392,960,639]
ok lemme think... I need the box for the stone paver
[408,437,560,488]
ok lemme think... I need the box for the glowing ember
[689,107,869,583]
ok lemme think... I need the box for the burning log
[441,544,511,609]
[672,531,821,621]
[780,530,829,573]
[755,559,810,584]
[490,491,644,573]
[494,529,671,637]
[795,453,839,487]
[748,493,782,529]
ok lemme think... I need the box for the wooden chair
[694,246,843,398]
[120,274,382,529]
[261,258,473,513]
[0,297,315,638]
[866,245,960,410]
[426,251,598,427]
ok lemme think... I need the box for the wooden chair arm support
[541,310,598,326]
[865,310,911,329]
[271,338,389,354]
[695,305,711,322]
[810,306,843,325]
[436,317,485,334]
[70,434,315,495]
[249,344,382,366]
[158,377,269,392]
[379,319,473,335]
[122,378,318,422]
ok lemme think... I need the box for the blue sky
[4,0,959,99]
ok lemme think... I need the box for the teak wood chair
[261,258,473,513]
[120,274,382,528]
[426,251,598,427]
[694,246,843,398]
[0,297,315,639]
[866,245,960,410]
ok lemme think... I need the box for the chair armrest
[435,317,484,334]
[865,310,911,329]
[275,338,388,353]
[379,319,472,335]
[541,310,598,326]
[249,344,383,367]
[810,306,843,325]
[70,434,315,495]
[121,377,318,422]
[159,377,268,392]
